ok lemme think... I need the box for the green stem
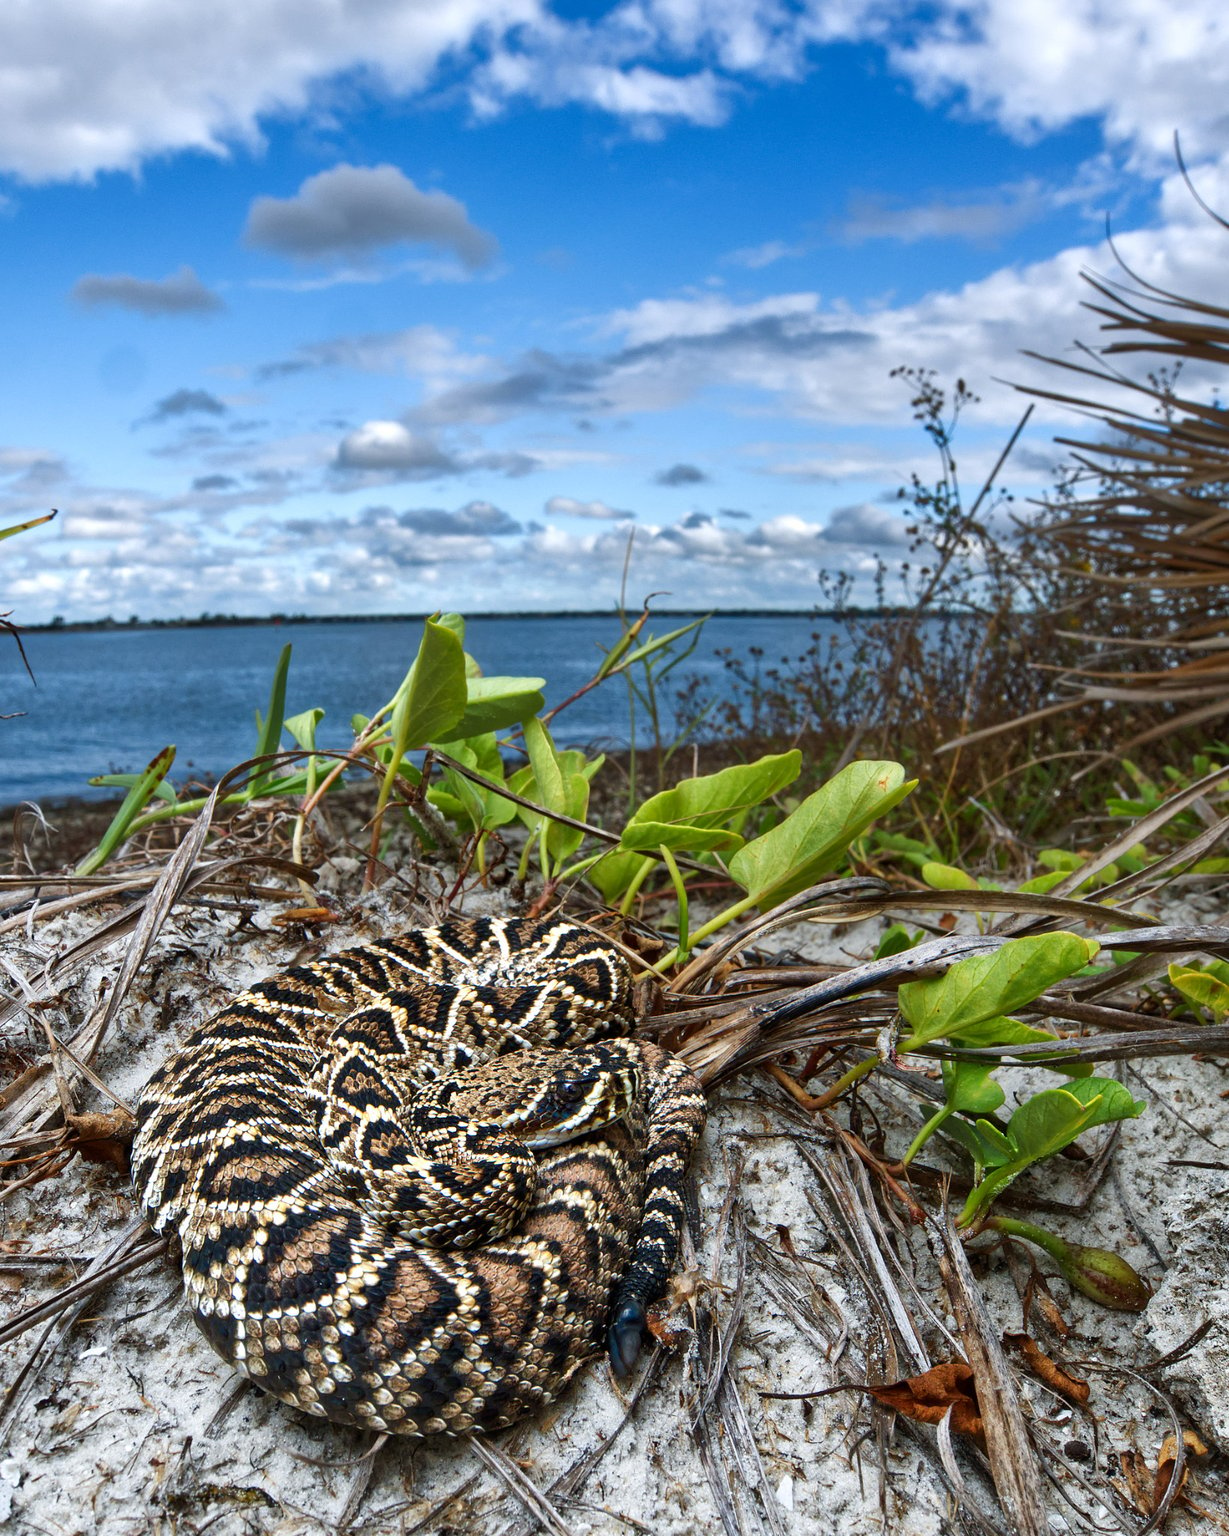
[984,1215,1068,1261]
[653,887,761,971]
[957,1158,1028,1228]
[902,1104,955,1166]
[654,845,690,969]
[617,855,655,916]
[821,1053,880,1104]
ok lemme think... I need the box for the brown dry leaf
[1118,1449,1154,1516]
[66,1109,136,1175]
[1022,1263,1072,1339]
[867,1361,984,1445]
[1003,1332,1090,1406]
[646,1267,705,1350]
[271,905,341,926]
[1155,1429,1208,1509]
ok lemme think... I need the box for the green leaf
[251,643,292,793]
[1168,962,1229,1018]
[728,760,917,909]
[523,715,567,815]
[448,675,546,739]
[1037,848,1085,871]
[874,923,923,959]
[617,615,709,670]
[436,612,466,644]
[921,861,980,891]
[283,706,324,751]
[619,820,744,854]
[88,771,178,805]
[971,1118,1014,1167]
[936,1112,1009,1168]
[873,831,937,870]
[960,1078,1145,1224]
[389,617,468,755]
[1191,857,1229,875]
[76,745,176,875]
[1016,869,1073,895]
[585,848,649,903]
[945,1014,1092,1079]
[520,718,596,872]
[428,735,519,832]
[0,510,57,541]
[942,1059,1006,1115]
[627,750,800,836]
[1006,1078,1145,1163]
[546,772,591,866]
[898,932,1100,1051]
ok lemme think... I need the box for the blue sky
[2,1,1227,620]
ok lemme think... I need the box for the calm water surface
[1,614,830,808]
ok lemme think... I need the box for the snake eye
[554,1076,588,1106]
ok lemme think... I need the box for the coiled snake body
[131,917,706,1437]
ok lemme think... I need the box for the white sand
[1,886,1225,1534]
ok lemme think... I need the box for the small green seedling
[892,933,1145,1225]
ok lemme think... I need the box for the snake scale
[131,916,706,1437]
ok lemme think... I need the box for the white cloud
[334,421,457,475]
[333,419,539,482]
[870,0,1229,168]
[545,495,634,520]
[0,2,539,182]
[724,239,808,269]
[243,164,497,269]
[1,1,1225,186]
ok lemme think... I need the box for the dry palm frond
[945,165,1229,755]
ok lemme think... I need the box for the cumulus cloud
[545,495,633,521]
[71,265,223,316]
[655,462,708,486]
[334,419,539,483]
[413,300,875,429]
[334,421,458,476]
[864,0,1229,167]
[394,500,521,536]
[192,473,238,491]
[0,1,756,183]
[820,502,911,546]
[243,164,497,269]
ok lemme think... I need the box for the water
[1,613,828,809]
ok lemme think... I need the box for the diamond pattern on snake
[131,916,706,1437]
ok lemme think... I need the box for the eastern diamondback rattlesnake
[131,916,706,1437]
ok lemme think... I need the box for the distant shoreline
[21,606,947,635]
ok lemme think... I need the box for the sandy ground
[0,855,1226,1535]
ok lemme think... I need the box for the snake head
[507,1042,642,1148]
[608,1299,646,1380]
